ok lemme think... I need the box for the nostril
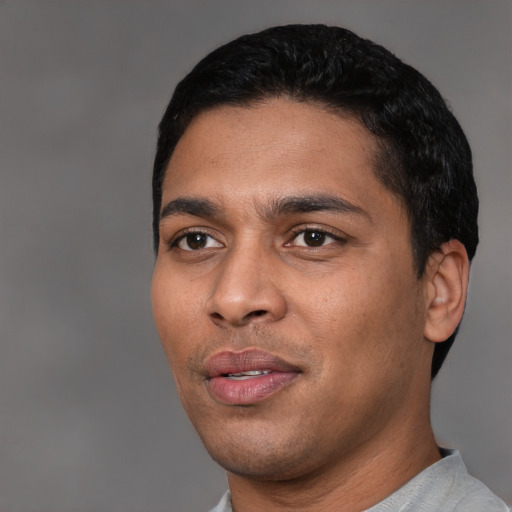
[208,309,268,326]
[248,310,267,318]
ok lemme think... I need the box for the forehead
[161,99,403,223]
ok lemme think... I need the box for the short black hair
[152,24,478,378]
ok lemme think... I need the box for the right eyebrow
[268,194,371,221]
[159,197,221,221]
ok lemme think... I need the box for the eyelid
[285,225,348,247]
[169,227,224,250]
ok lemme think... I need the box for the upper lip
[204,348,301,378]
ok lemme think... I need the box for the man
[150,25,509,511]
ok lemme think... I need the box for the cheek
[298,269,381,333]
[152,270,209,406]
[151,265,202,365]
[300,261,423,367]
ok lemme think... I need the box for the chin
[210,449,309,481]
[196,423,322,481]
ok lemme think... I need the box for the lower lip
[207,372,299,405]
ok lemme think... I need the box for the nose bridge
[206,234,286,326]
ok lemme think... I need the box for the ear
[424,240,470,343]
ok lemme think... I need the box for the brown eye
[302,230,326,246]
[176,232,223,251]
[292,229,333,247]
[186,233,207,250]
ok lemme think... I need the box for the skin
[152,99,468,511]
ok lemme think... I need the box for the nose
[205,243,287,327]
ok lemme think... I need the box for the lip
[204,349,301,405]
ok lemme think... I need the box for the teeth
[226,370,271,380]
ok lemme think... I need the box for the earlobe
[424,240,470,343]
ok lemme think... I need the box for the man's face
[152,99,434,480]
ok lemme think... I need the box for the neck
[227,413,440,512]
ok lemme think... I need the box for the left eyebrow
[266,194,373,223]
[159,197,221,222]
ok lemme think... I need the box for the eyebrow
[159,193,371,223]
[268,194,371,221]
[160,197,221,221]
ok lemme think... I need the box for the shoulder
[368,449,509,512]
[450,472,510,512]
[440,450,509,512]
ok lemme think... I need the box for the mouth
[204,349,301,405]
[223,369,273,380]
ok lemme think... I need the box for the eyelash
[169,225,346,252]
[170,228,221,251]
[286,226,347,248]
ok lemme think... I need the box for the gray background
[0,1,510,510]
